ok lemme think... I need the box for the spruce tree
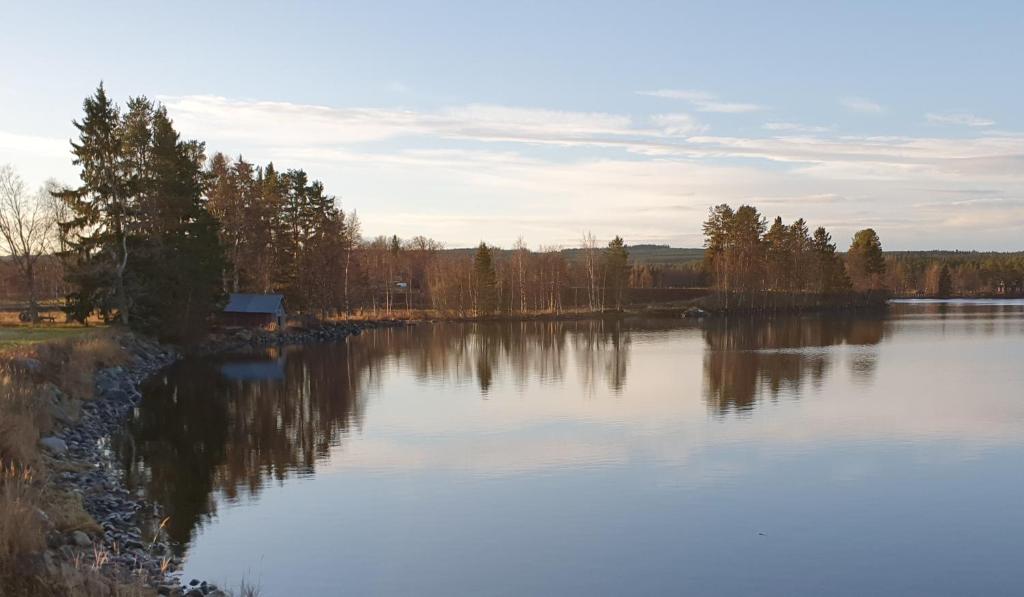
[847,228,886,290]
[936,263,953,297]
[57,85,224,339]
[604,236,629,310]
[56,83,132,323]
[473,242,498,316]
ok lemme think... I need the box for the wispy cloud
[637,89,765,113]
[146,94,1024,249]
[841,97,884,114]
[762,122,831,133]
[650,113,706,135]
[926,112,995,127]
[0,130,67,157]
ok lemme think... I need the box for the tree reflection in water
[701,315,885,415]
[120,316,888,552]
[119,320,632,551]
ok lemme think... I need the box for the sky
[2,0,1023,250]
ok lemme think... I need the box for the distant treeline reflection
[120,317,888,550]
[703,316,885,415]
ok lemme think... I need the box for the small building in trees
[220,293,286,329]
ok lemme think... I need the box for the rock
[39,436,68,456]
[70,530,92,547]
[184,590,204,597]
[42,550,59,577]
[10,356,42,374]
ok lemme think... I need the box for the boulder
[70,530,91,547]
[39,437,68,456]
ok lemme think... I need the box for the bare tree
[512,237,528,313]
[582,231,599,311]
[0,165,54,322]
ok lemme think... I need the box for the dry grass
[31,333,129,400]
[0,369,46,468]
[0,464,44,564]
[0,332,145,596]
[236,578,262,597]
[41,489,102,535]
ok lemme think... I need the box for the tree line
[701,204,887,304]
[4,85,1022,338]
[0,85,646,338]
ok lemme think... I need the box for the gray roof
[224,293,285,314]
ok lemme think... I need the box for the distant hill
[444,244,705,267]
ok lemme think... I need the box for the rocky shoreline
[33,321,409,596]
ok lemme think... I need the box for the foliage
[56,85,225,341]
[701,203,868,299]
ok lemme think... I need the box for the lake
[119,300,1024,596]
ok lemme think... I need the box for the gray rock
[70,530,92,547]
[10,356,42,374]
[39,436,68,456]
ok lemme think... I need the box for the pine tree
[473,242,498,316]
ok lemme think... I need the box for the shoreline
[13,295,1019,593]
[25,320,408,596]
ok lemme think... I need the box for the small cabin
[221,293,286,329]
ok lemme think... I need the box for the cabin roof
[223,293,285,314]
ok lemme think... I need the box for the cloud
[762,122,831,133]
[149,94,1024,250]
[637,89,765,113]
[161,95,646,149]
[841,97,884,113]
[0,130,67,158]
[650,113,706,135]
[926,112,995,127]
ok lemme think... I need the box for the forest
[1,84,1023,340]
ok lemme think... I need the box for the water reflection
[118,304,1017,561]
[121,320,637,549]
[116,302,1024,596]
[702,316,885,415]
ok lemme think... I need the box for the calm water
[120,301,1024,596]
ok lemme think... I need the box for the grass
[0,331,149,596]
[0,464,44,565]
[0,325,103,353]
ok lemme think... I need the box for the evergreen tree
[847,228,886,290]
[473,242,498,315]
[604,236,629,309]
[764,216,790,290]
[810,227,850,293]
[937,263,953,297]
[787,218,811,291]
[57,85,225,339]
[56,83,132,323]
[702,204,735,291]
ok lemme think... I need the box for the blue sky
[2,1,1023,249]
